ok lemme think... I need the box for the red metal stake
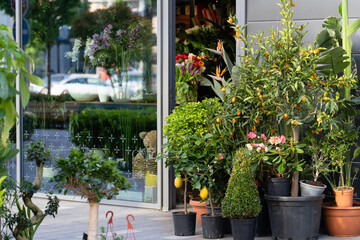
[105,211,115,240]
[125,214,136,240]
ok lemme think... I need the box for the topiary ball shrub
[222,149,261,219]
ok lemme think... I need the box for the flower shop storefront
[5,0,360,213]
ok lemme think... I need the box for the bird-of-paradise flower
[216,40,224,52]
[212,65,228,81]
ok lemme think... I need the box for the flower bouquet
[175,53,205,104]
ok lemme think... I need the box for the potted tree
[322,129,360,236]
[53,148,130,240]
[222,150,262,240]
[158,101,209,235]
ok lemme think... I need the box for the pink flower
[280,135,286,144]
[246,144,253,151]
[261,134,267,140]
[256,147,262,152]
[248,132,257,139]
[258,143,266,149]
[276,147,281,151]
[264,147,269,152]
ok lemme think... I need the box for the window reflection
[17,0,158,204]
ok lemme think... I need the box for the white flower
[246,143,253,151]
[65,38,82,62]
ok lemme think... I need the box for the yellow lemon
[174,177,183,189]
[200,187,208,200]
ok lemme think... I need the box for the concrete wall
[246,0,360,78]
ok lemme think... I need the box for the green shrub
[70,107,156,157]
[222,149,261,219]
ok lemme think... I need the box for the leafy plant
[53,148,130,240]
[1,140,59,240]
[0,176,6,207]
[222,150,261,219]
[158,101,208,213]
[245,132,305,179]
[100,226,124,240]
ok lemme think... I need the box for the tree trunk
[47,42,52,96]
[88,201,99,240]
[184,173,187,213]
[291,126,300,197]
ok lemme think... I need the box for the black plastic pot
[265,195,324,240]
[255,197,271,237]
[231,218,256,240]
[201,214,224,239]
[172,211,196,236]
[267,177,290,196]
[206,206,231,234]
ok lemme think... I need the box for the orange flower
[198,61,204,67]
[232,118,236,123]
[214,65,228,81]
[217,40,224,51]
[228,17,233,24]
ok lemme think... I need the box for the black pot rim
[265,194,324,202]
[200,213,223,218]
[172,211,196,215]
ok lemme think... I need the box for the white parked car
[29,73,69,94]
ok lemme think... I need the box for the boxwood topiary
[222,149,261,219]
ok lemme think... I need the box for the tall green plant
[222,150,261,219]
[340,0,360,97]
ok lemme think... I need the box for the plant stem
[291,126,299,196]
[342,0,351,97]
[184,173,187,213]
[209,185,214,217]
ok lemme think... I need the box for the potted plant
[300,132,332,196]
[53,148,130,240]
[322,129,360,236]
[158,101,209,235]
[222,149,262,240]
[245,132,305,196]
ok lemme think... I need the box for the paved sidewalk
[30,198,359,240]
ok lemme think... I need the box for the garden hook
[105,211,115,240]
[125,214,136,240]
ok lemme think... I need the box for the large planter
[231,218,256,240]
[172,211,196,236]
[265,195,324,240]
[201,214,224,239]
[323,202,360,237]
[267,177,290,196]
[189,197,208,226]
[333,186,354,207]
[206,206,231,234]
[299,180,326,196]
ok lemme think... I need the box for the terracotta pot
[189,197,208,226]
[323,202,360,236]
[333,186,354,207]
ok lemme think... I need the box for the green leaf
[296,148,304,154]
[0,72,9,100]
[23,73,45,86]
[352,147,360,160]
[338,3,342,17]
[316,47,349,75]
[20,76,30,107]
[346,17,360,37]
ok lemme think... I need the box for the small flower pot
[299,180,326,196]
[334,186,354,207]
[267,177,290,196]
[231,218,256,240]
[206,206,231,234]
[172,211,196,236]
[189,197,208,226]
[201,214,224,239]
